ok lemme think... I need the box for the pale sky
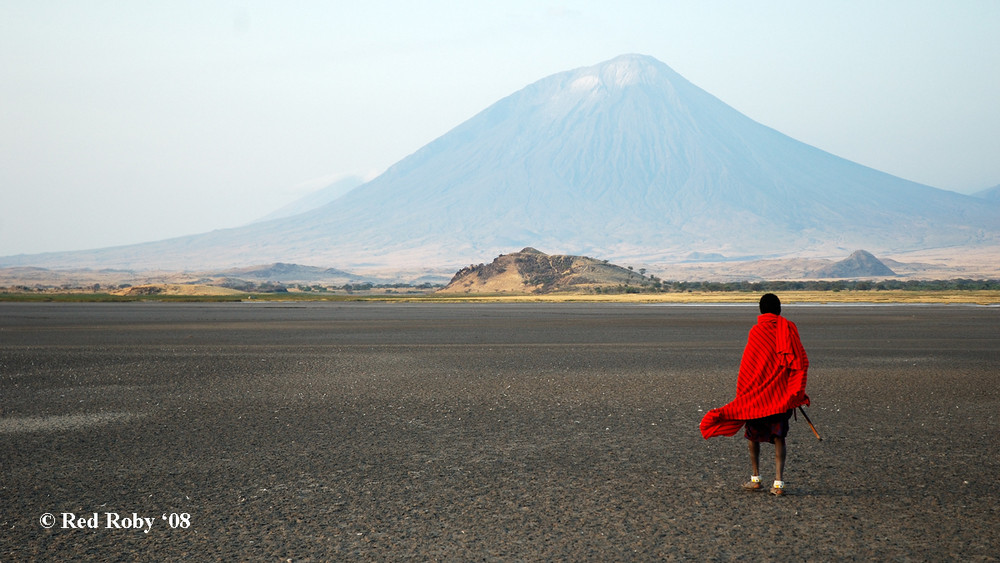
[2,1,998,257]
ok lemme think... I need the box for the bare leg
[748,439,760,477]
[774,437,786,482]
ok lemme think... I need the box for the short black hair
[759,293,781,315]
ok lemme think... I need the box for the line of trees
[595,278,1000,294]
[295,282,442,293]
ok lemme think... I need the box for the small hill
[441,248,650,294]
[809,250,896,279]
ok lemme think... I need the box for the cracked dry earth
[1,302,997,560]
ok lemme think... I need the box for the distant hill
[809,250,896,278]
[972,184,1000,202]
[215,263,364,284]
[441,248,650,294]
[0,262,380,292]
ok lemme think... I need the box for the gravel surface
[1,302,998,560]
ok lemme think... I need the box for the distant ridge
[809,250,896,278]
[217,263,364,284]
[3,54,998,272]
[972,184,1000,202]
[441,248,650,294]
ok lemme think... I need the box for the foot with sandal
[744,431,789,496]
[743,475,787,495]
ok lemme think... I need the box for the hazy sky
[2,1,998,257]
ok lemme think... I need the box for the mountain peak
[588,54,666,88]
[561,54,680,97]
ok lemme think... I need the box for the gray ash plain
[1,302,998,560]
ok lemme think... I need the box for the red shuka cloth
[700,313,810,439]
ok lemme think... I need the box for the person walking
[699,293,810,496]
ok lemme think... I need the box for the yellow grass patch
[112,284,246,297]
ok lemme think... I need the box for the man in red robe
[700,293,809,495]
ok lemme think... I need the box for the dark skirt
[744,409,793,443]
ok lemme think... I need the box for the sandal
[769,481,786,496]
[743,476,763,491]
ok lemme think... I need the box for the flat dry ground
[1,303,997,560]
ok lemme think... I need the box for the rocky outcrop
[442,248,649,294]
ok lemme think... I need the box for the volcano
[6,54,998,272]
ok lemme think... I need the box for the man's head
[759,293,781,315]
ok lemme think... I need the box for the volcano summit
[6,54,998,272]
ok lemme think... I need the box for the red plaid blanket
[700,313,809,438]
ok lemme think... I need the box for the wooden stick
[798,406,822,441]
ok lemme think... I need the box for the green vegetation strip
[3,289,999,304]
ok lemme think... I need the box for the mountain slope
[254,176,364,223]
[4,54,998,271]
